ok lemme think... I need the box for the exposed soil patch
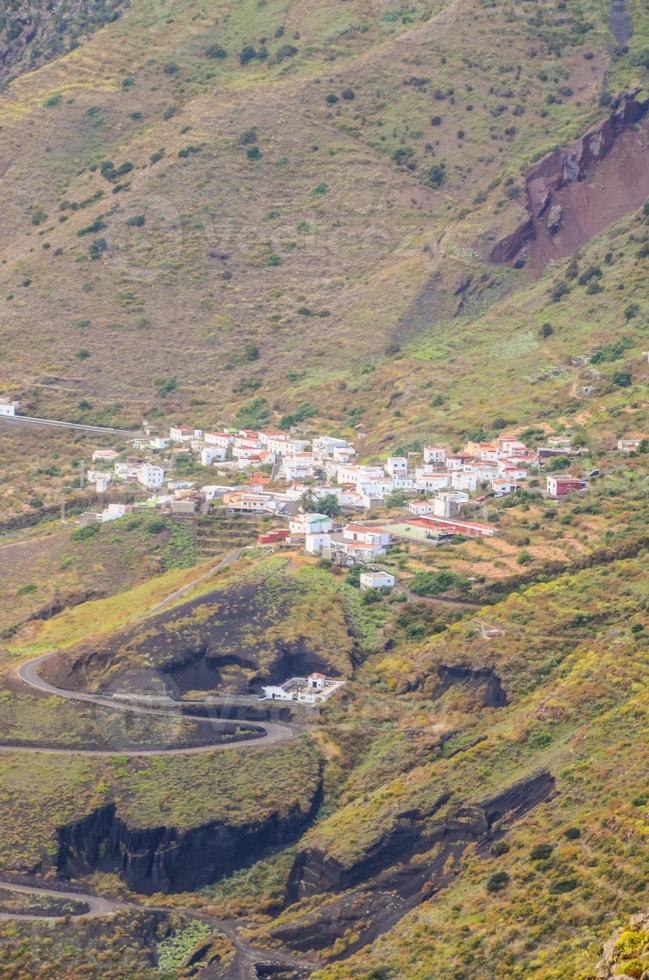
[490,92,649,275]
[609,0,633,46]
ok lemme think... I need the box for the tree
[318,494,340,518]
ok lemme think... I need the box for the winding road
[0,878,318,977]
[2,651,295,756]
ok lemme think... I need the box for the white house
[408,499,437,516]
[423,446,446,465]
[305,531,332,555]
[200,445,227,466]
[497,436,528,456]
[332,444,357,464]
[224,492,281,514]
[468,461,501,482]
[342,524,391,547]
[360,571,395,591]
[169,425,194,442]
[451,470,478,493]
[385,457,408,477]
[280,453,318,481]
[0,399,19,417]
[414,469,451,493]
[92,448,119,463]
[433,491,469,518]
[313,436,350,460]
[261,672,343,704]
[617,437,643,453]
[289,513,333,535]
[499,462,528,482]
[114,460,139,481]
[87,469,113,493]
[490,478,517,495]
[204,431,235,450]
[445,453,473,471]
[101,503,128,523]
[391,475,415,492]
[149,437,171,451]
[137,463,164,489]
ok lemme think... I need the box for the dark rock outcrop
[53,778,323,894]
[287,770,555,902]
[279,772,555,958]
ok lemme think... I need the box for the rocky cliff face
[276,771,556,958]
[489,91,649,273]
[287,770,555,903]
[52,778,323,894]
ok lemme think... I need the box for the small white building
[423,446,446,465]
[305,531,332,555]
[169,425,194,442]
[414,469,451,493]
[360,571,395,591]
[204,431,235,450]
[280,453,318,481]
[0,399,19,417]
[261,672,344,704]
[617,437,643,453]
[433,491,469,519]
[137,463,164,489]
[313,436,350,460]
[490,478,517,496]
[289,513,333,536]
[332,444,357,464]
[201,445,228,466]
[342,524,391,547]
[149,437,171,451]
[92,448,119,463]
[451,470,478,493]
[87,469,113,493]
[385,457,408,477]
[101,503,128,523]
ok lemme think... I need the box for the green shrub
[426,162,446,187]
[530,843,554,861]
[71,523,100,542]
[549,877,578,894]
[486,871,510,892]
[206,44,227,59]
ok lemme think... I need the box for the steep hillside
[1,0,647,436]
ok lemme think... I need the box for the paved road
[0,879,318,975]
[148,547,246,615]
[0,414,138,436]
[0,880,122,921]
[4,652,295,757]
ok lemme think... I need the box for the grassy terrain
[0,735,320,873]
[0,0,646,456]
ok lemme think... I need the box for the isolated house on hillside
[547,475,587,498]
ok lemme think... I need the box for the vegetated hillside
[0,0,647,435]
[45,557,371,695]
[242,552,649,978]
[0,0,126,87]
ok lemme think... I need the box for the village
[24,409,631,570]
